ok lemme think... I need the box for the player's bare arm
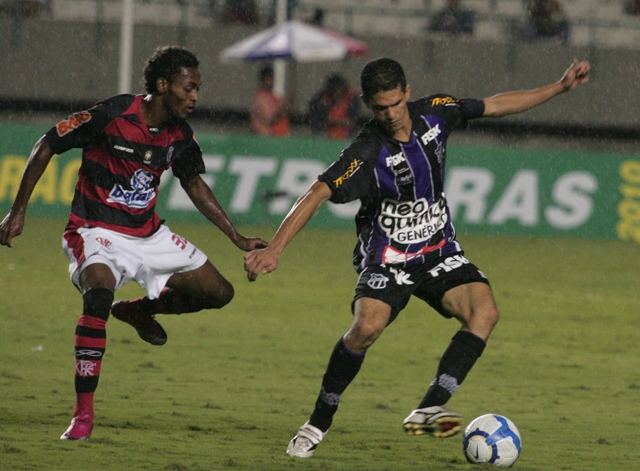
[482,59,590,118]
[244,180,332,281]
[180,175,267,252]
[0,136,54,248]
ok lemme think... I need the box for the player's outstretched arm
[181,175,267,252]
[0,136,54,248]
[244,180,332,282]
[482,59,590,118]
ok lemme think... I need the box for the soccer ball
[462,414,522,467]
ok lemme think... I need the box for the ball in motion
[462,414,522,467]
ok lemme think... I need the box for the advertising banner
[0,124,635,242]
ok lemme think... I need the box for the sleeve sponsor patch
[430,96,459,106]
[333,158,362,187]
[55,111,92,137]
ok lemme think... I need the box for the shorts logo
[427,255,470,277]
[172,234,188,250]
[389,267,414,285]
[107,168,156,208]
[95,237,112,249]
[367,273,389,290]
[55,111,92,137]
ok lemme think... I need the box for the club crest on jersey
[107,168,156,208]
[144,150,153,163]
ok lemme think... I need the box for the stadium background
[1,0,639,244]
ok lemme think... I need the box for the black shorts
[353,253,490,324]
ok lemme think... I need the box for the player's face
[165,67,201,120]
[366,85,411,137]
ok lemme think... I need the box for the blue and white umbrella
[220,20,368,63]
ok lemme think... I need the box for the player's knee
[204,281,235,309]
[345,318,385,352]
[484,305,500,328]
[83,288,114,321]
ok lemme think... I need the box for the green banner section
[0,123,636,242]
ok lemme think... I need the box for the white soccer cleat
[402,405,463,438]
[286,421,326,458]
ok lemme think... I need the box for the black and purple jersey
[45,94,205,237]
[319,94,484,272]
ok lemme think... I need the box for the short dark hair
[143,46,199,94]
[360,57,407,102]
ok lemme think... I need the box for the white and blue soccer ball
[462,414,522,467]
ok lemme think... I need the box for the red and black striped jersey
[45,94,205,237]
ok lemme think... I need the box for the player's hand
[244,247,279,282]
[0,212,25,248]
[560,59,590,92]
[235,236,268,252]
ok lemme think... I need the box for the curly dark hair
[143,46,200,94]
[360,57,407,102]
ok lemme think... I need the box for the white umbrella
[219,20,368,63]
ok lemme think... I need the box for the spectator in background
[222,0,259,25]
[250,66,290,137]
[308,74,361,139]
[428,0,475,35]
[0,0,48,17]
[523,0,571,43]
[624,0,640,15]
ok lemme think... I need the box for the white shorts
[62,225,208,299]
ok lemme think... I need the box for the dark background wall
[1,17,638,133]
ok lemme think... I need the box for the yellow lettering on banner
[620,160,640,184]
[0,156,27,201]
[60,158,81,204]
[31,156,58,204]
[617,160,640,244]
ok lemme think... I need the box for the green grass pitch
[1,217,639,470]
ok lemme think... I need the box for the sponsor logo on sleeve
[55,111,92,137]
[430,96,459,106]
[333,158,362,187]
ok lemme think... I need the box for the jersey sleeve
[413,95,485,136]
[318,133,379,204]
[44,99,119,155]
[170,128,205,181]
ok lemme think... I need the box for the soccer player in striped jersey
[0,45,267,441]
[244,57,590,458]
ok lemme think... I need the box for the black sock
[309,337,365,432]
[418,330,486,409]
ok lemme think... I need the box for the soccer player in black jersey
[244,57,590,458]
[0,46,267,441]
